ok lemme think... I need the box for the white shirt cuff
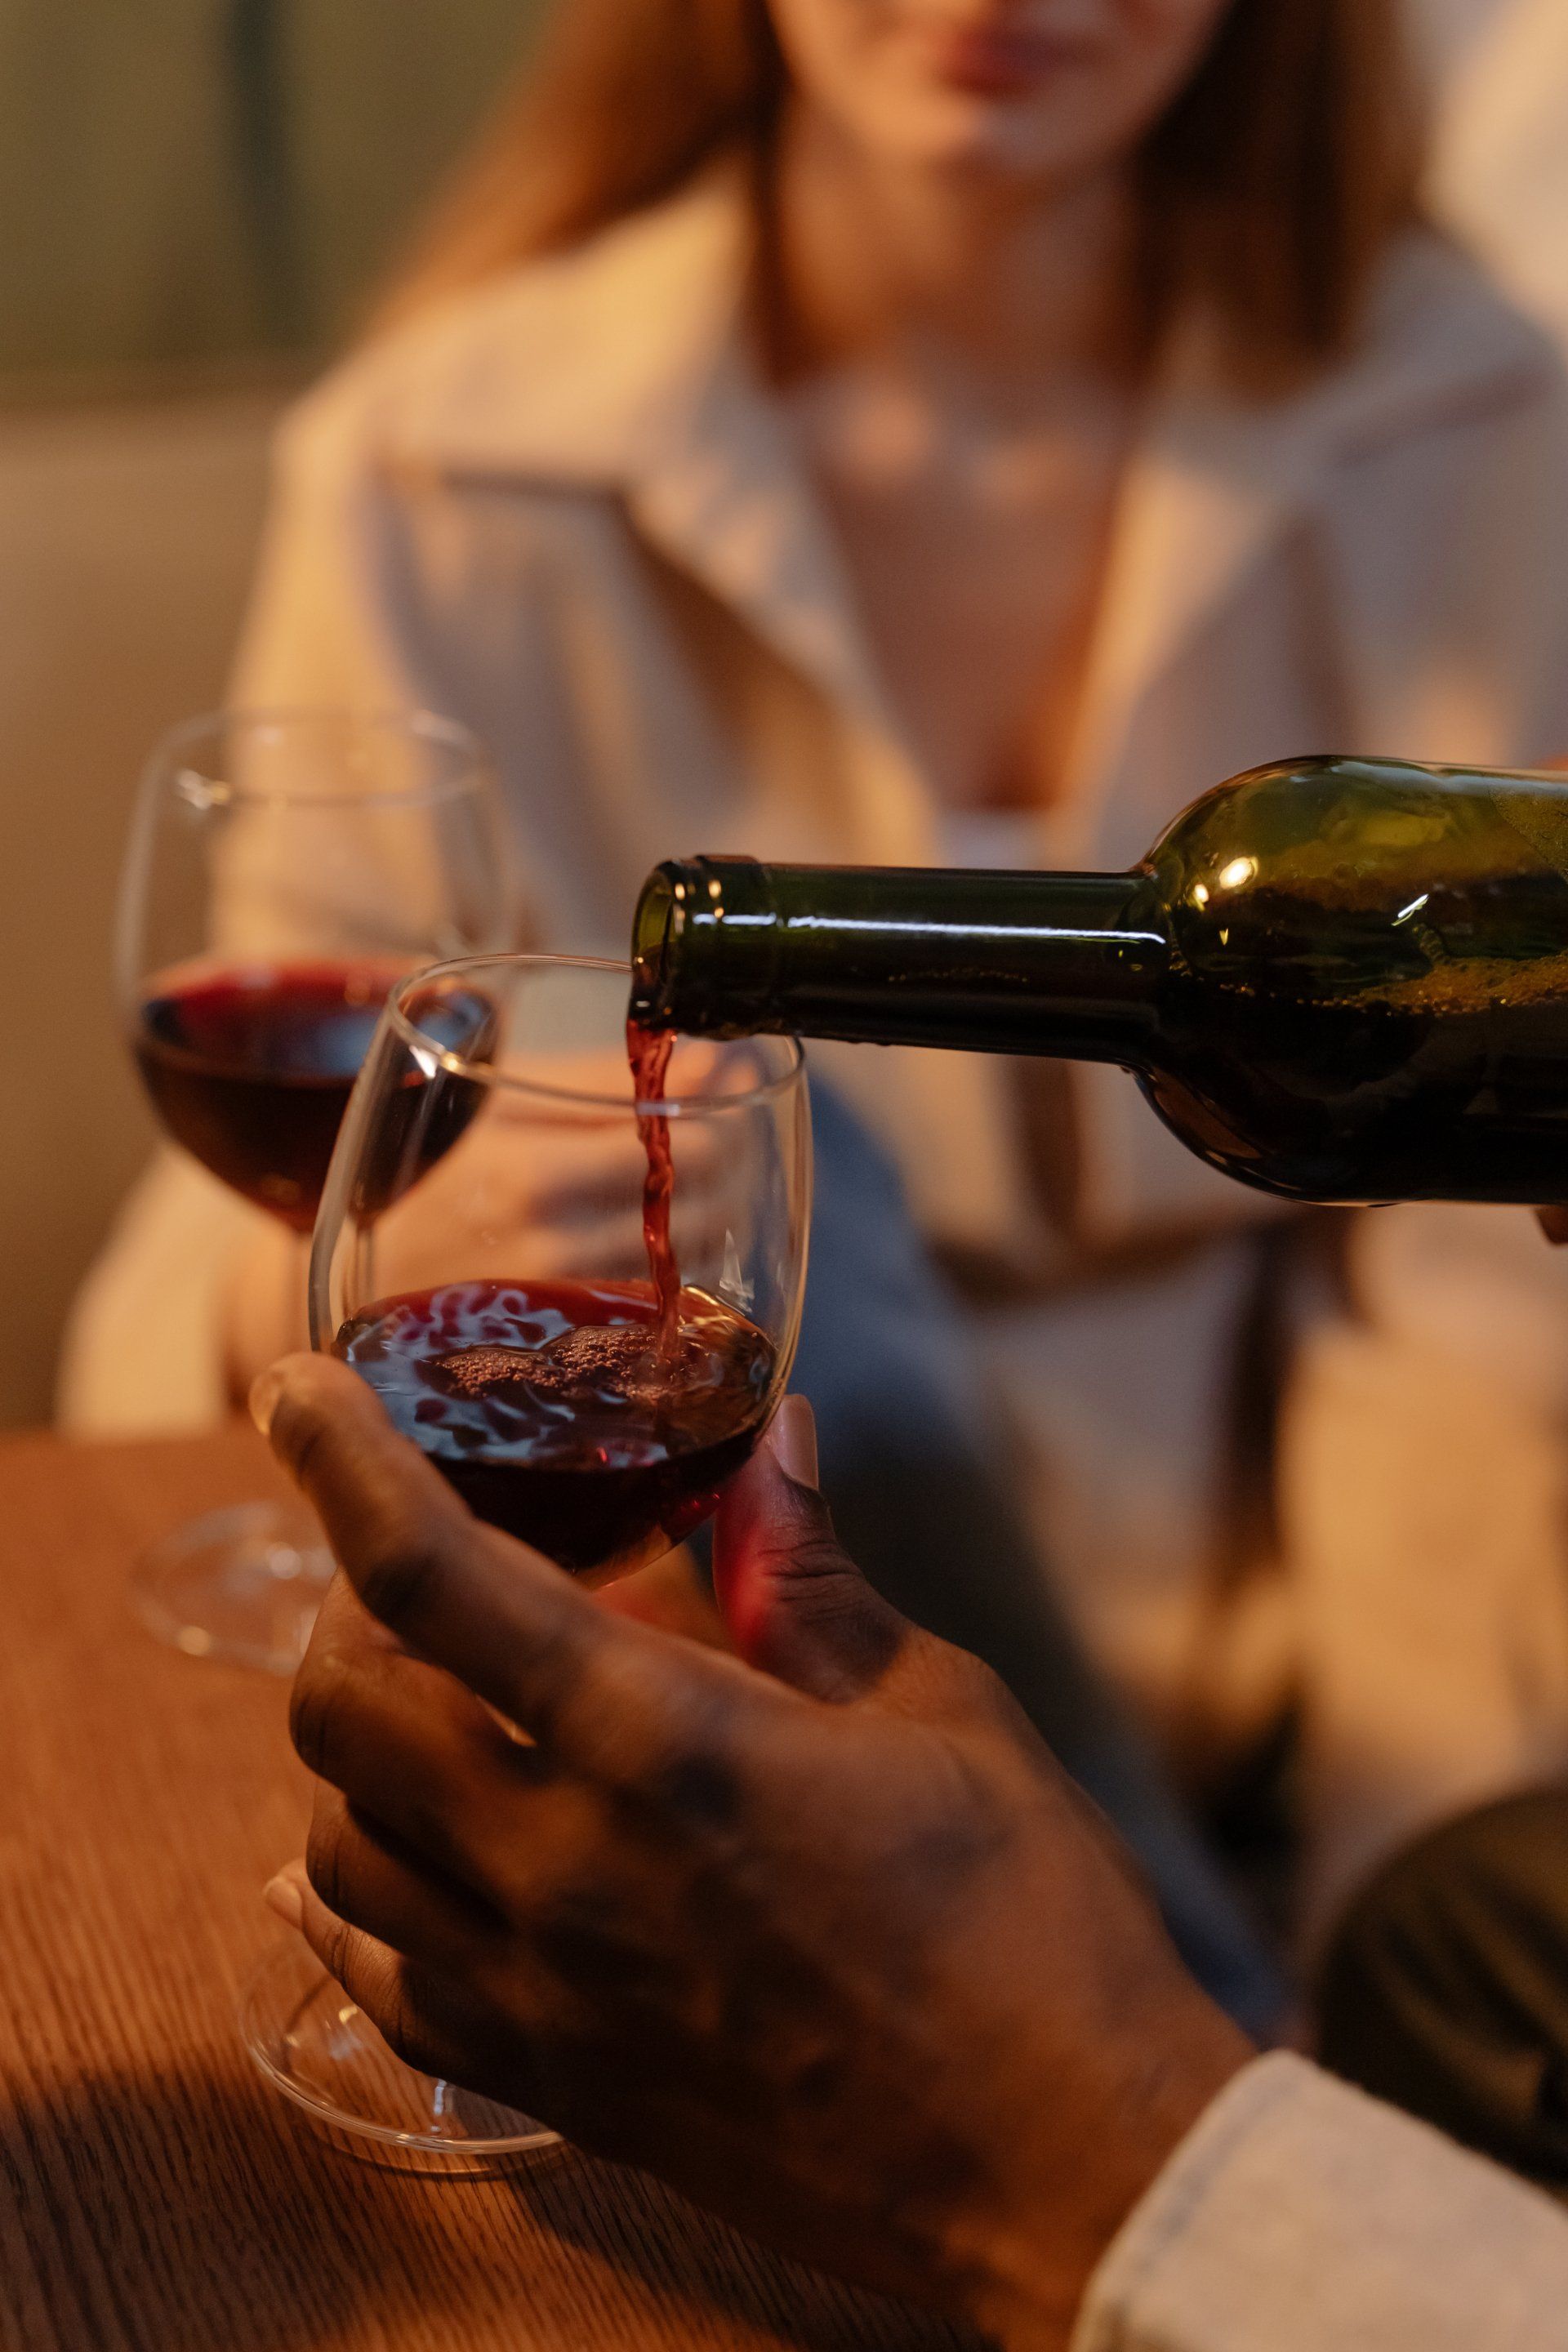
[1071,2051,1568,2352]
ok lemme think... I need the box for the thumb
[713,1398,915,1702]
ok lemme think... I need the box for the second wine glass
[118,708,509,1672]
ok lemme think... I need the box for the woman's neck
[765,103,1138,404]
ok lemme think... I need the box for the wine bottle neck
[630,858,1166,1064]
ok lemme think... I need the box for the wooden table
[0,1427,970,2352]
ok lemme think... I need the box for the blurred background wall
[0,0,541,391]
[1,0,547,1428]
[4,0,1567,1430]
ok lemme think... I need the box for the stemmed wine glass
[118,709,508,1673]
[241,952,810,2167]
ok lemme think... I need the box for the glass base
[241,1940,559,2173]
[132,1499,334,1676]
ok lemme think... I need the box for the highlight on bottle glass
[310,953,812,1588]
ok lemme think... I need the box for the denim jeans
[788,1080,1283,2037]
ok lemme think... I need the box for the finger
[260,1353,786,1784]
[772,1392,819,1486]
[712,1405,918,1702]
[259,1349,603,1710]
[297,1556,409,1668]
[305,1787,503,1974]
[264,1860,477,2084]
[715,1407,989,1721]
[307,1757,652,2007]
[291,1590,534,1900]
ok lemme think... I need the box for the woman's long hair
[381,0,1421,386]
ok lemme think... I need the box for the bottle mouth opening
[629,866,684,1029]
[629,855,784,1040]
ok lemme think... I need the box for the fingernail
[263,1868,305,1930]
[249,1365,287,1439]
[771,1395,819,1489]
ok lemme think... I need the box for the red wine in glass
[135,960,492,1229]
[335,1276,775,1580]
[136,960,404,1228]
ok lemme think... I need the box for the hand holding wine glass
[256,1352,1246,2347]
[241,951,810,2161]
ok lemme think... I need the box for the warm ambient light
[1217,857,1256,891]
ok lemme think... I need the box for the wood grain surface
[0,1425,973,2352]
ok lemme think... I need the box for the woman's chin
[843,91,1071,182]
[824,69,1098,190]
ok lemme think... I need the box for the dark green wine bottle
[629,756,1568,1207]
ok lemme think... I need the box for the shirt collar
[375,178,1561,828]
[1057,232,1560,838]
[377,167,898,739]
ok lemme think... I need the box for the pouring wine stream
[627,1017,680,1352]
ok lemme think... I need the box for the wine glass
[240,952,810,2167]
[118,709,509,1673]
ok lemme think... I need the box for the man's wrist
[963,2005,1255,2350]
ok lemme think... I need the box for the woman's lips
[924,22,1089,99]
